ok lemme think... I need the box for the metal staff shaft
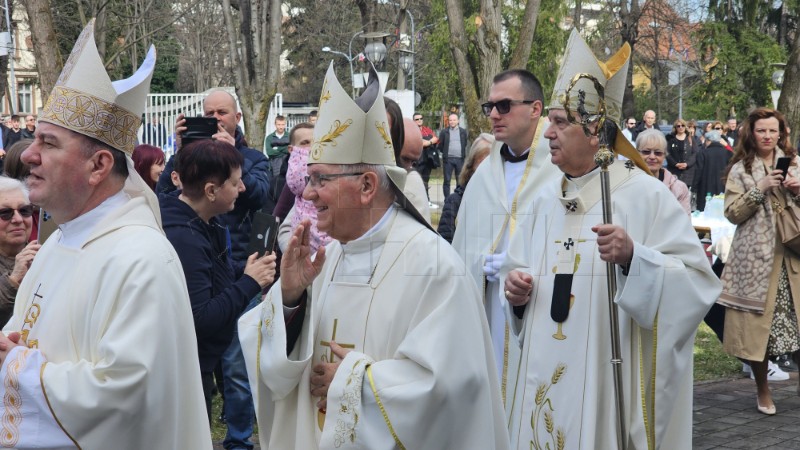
[563,73,627,450]
[598,151,627,450]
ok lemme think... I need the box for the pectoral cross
[319,319,356,363]
[317,318,357,431]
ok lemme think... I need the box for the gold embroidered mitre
[39,19,156,156]
[549,29,647,169]
[311,62,432,230]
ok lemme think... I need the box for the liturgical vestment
[240,206,509,449]
[452,121,560,413]
[503,163,720,449]
[1,191,211,449]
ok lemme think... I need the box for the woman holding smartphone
[718,108,800,416]
[158,139,276,421]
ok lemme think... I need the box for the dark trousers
[201,370,215,424]
[417,164,433,200]
[704,259,726,342]
[442,157,463,198]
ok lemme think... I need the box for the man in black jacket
[438,113,468,198]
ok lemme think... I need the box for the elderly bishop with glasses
[501,30,721,449]
[238,64,509,450]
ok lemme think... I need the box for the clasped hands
[503,224,634,306]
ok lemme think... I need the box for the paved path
[694,374,800,449]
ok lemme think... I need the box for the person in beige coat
[718,107,800,416]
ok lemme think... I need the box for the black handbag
[426,147,441,169]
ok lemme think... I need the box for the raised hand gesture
[281,219,326,306]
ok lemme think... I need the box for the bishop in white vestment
[0,20,210,449]
[502,30,721,450]
[239,64,509,450]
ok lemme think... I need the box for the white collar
[58,190,129,249]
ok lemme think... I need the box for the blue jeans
[222,296,260,450]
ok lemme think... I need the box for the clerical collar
[59,190,129,249]
[342,204,396,249]
[500,144,529,163]
[562,166,601,195]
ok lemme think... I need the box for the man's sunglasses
[0,205,34,221]
[481,99,535,116]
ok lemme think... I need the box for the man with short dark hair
[414,112,440,208]
[265,114,290,177]
[143,115,167,147]
[437,112,467,197]
[727,116,739,146]
[3,115,21,149]
[452,68,560,413]
[622,116,636,144]
[0,20,211,449]
[308,110,318,125]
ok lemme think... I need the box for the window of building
[17,82,31,114]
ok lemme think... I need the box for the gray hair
[635,129,667,152]
[0,176,29,202]
[338,163,393,193]
[704,130,722,143]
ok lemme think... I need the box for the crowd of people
[0,20,798,450]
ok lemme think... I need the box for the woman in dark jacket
[437,133,493,242]
[159,139,276,421]
[666,118,698,189]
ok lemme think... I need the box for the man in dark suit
[437,113,468,198]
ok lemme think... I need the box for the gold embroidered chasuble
[452,121,561,417]
[2,195,211,449]
[240,207,510,450]
[503,164,721,450]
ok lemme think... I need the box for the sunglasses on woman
[0,205,34,221]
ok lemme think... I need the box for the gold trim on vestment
[40,362,82,449]
[500,123,544,413]
[366,365,406,450]
[0,348,24,447]
[637,312,658,450]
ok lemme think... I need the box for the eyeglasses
[414,117,423,121]
[627,122,636,126]
[638,149,665,157]
[0,205,34,221]
[304,172,364,188]
[676,124,685,128]
[481,99,535,116]
[714,127,722,130]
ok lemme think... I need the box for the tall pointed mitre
[310,62,431,230]
[39,19,155,156]
[549,29,649,172]
[39,19,164,227]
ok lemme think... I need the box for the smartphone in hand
[776,156,792,179]
[247,212,279,257]
[181,117,218,146]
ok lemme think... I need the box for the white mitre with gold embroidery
[549,29,648,170]
[39,19,155,156]
[310,62,431,229]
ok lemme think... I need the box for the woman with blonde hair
[719,107,800,416]
[437,133,493,242]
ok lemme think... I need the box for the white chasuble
[2,196,211,450]
[503,164,721,450]
[240,208,510,450]
[452,121,561,417]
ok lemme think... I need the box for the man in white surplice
[451,69,560,412]
[239,64,509,450]
[502,30,720,449]
[0,20,210,449]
